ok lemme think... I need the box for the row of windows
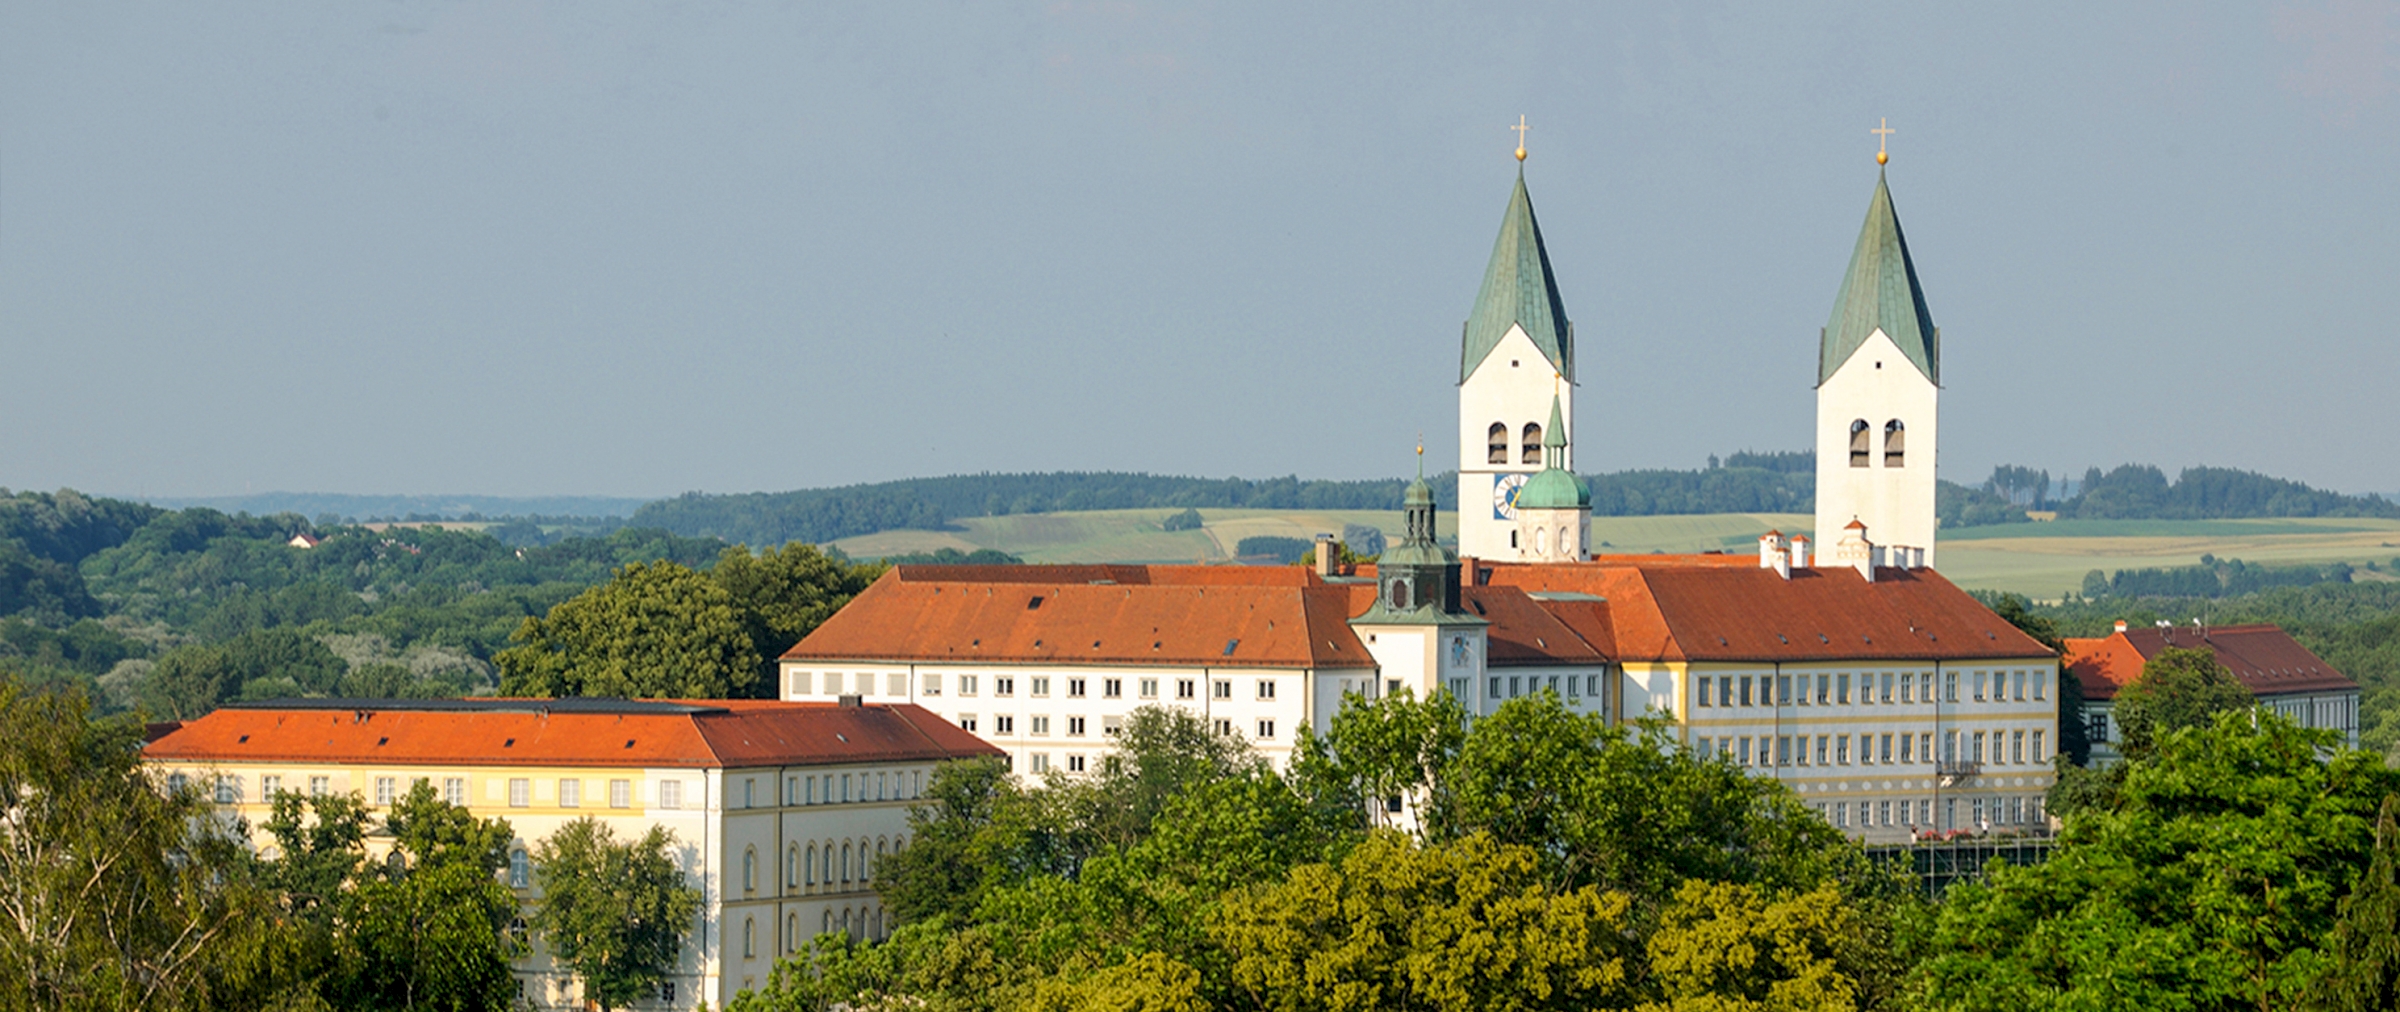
[748,905,890,963]
[187,773,654,810]
[1695,669,2047,709]
[740,836,898,898]
[1698,728,2047,768]
[966,714,1278,742]
[1486,673,1602,702]
[1812,794,2044,831]
[790,670,1284,702]
[757,769,921,808]
[1486,421,1548,465]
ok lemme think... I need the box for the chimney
[1757,530,1788,572]
[838,694,862,708]
[2114,620,2128,634]
[1789,535,1811,568]
[1314,535,1338,577]
[1834,518,1875,582]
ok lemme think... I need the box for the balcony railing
[1936,760,1982,781]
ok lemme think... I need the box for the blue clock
[1492,473,1528,520]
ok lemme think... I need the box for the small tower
[1815,164,1939,566]
[1457,157,1577,561]
[1512,395,1590,562]
[1352,465,1488,707]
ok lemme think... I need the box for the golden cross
[1872,117,1895,164]
[1511,115,1529,161]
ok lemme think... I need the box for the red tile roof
[2063,624,2356,701]
[1485,563,2053,663]
[142,699,1000,769]
[785,568,1376,669]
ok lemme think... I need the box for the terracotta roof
[1463,588,1611,664]
[142,699,1000,769]
[2064,624,2356,701]
[785,569,1375,669]
[1486,563,2052,663]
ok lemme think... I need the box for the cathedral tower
[1457,165,1576,561]
[1815,167,1939,566]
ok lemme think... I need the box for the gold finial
[1872,117,1894,165]
[1511,115,1529,162]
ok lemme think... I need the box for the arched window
[1386,579,1410,610]
[742,847,756,894]
[1883,419,1905,467]
[1534,526,1547,555]
[842,843,853,882]
[823,911,832,934]
[508,849,529,889]
[787,912,798,953]
[1558,527,1572,557]
[1487,423,1508,464]
[805,845,817,886]
[788,845,799,888]
[743,916,755,958]
[874,839,888,881]
[1849,419,1871,467]
[1521,422,1543,464]
[841,909,854,939]
[821,844,832,885]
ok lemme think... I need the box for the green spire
[1516,394,1588,510]
[1820,169,1938,386]
[1543,394,1566,450]
[1462,170,1573,384]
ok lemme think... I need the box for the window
[806,845,819,885]
[2034,671,2047,701]
[744,778,755,809]
[1740,676,1754,706]
[1943,731,1958,762]
[1883,419,1905,466]
[790,670,811,696]
[309,775,330,797]
[558,779,581,808]
[1849,419,1871,467]
[1067,678,1086,698]
[508,778,530,808]
[960,675,978,696]
[1901,672,1914,703]
[1946,672,1960,702]
[374,776,396,806]
[1257,719,1276,739]
[214,776,239,804]
[1176,679,1195,700]
[1817,675,1831,705]
[1030,753,1050,774]
[1882,673,1895,703]
[1030,716,1049,736]
[1521,422,1543,464]
[1104,678,1123,698]
[509,849,529,888]
[1776,736,1792,765]
[659,780,683,810]
[1067,754,1086,773]
[1212,680,1232,700]
[994,716,1014,734]
[261,774,282,797]
[1031,677,1050,697]
[1695,676,1712,707]
[1836,735,1851,764]
[1568,675,1582,700]
[996,677,1015,696]
[1881,733,1894,763]
[444,777,467,806]
[1972,732,1987,764]
[1815,736,1829,765]
[1739,737,1754,766]
[744,849,757,893]
[610,779,631,808]
[2012,730,2026,764]
[1836,802,1849,828]
[923,673,942,696]
[959,714,978,733]
[1490,677,1503,699]
[2089,713,2110,743]
[1067,717,1086,736]
[1974,671,1987,702]
[1488,422,1509,464]
[889,673,907,696]
[824,672,843,695]
[1256,679,1276,700]
[1839,674,1852,704]
[788,912,799,953]
[878,773,889,800]
[1214,718,1235,737]
[1900,734,1913,763]
[1777,675,1792,706]
[1697,736,1714,757]
[2014,670,2027,701]
[841,774,853,802]
[2032,730,2046,763]
[1509,676,1522,698]
[1102,715,1124,736]
[842,844,854,881]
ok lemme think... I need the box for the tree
[1209,831,1639,1012]
[1290,688,1465,830]
[0,680,313,1012]
[496,560,759,698]
[1161,508,1204,532]
[1914,712,2400,1011]
[1641,880,1901,1012]
[709,543,881,696]
[259,789,369,926]
[2310,795,2400,1012]
[2112,646,2252,756]
[530,818,701,1012]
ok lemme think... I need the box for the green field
[832,510,2400,599]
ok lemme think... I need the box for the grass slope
[834,511,2400,599]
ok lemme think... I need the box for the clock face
[1492,473,1529,520]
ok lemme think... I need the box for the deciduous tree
[530,817,701,1012]
[496,560,758,698]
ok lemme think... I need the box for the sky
[4,1,2397,500]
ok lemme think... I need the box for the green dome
[1404,476,1435,506]
[1516,467,1589,510]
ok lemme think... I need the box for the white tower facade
[1457,170,1577,561]
[1814,169,1940,566]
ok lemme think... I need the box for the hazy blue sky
[5,2,2396,499]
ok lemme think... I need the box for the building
[142,697,1000,1010]
[2064,621,2362,764]
[779,150,2057,842]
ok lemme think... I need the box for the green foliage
[1938,480,2031,529]
[2308,796,2400,1011]
[1211,832,1639,1012]
[0,679,315,1012]
[530,818,702,1012]
[1641,879,1902,1012]
[1913,712,2400,1011]
[874,547,1023,565]
[1234,536,1312,561]
[496,560,760,698]
[142,627,352,719]
[711,543,884,691]
[1161,508,1204,532]
[2112,646,2253,756]
[2084,556,2358,599]
[2065,464,2400,521]
[1290,688,1466,831]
